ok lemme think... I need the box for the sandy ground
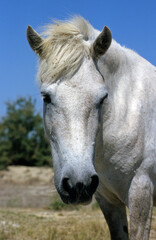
[0,166,55,207]
[0,166,53,185]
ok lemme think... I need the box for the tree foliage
[0,97,51,170]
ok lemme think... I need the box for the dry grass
[0,207,110,240]
[0,167,156,240]
[1,207,156,240]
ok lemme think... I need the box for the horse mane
[38,17,95,83]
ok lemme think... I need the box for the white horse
[27,17,156,240]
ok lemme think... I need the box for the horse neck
[97,40,131,92]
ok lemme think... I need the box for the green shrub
[49,197,80,211]
[0,96,51,169]
[91,201,100,210]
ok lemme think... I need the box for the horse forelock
[37,17,93,84]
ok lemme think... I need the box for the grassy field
[0,207,110,240]
[1,206,156,240]
[1,203,156,240]
[0,167,156,240]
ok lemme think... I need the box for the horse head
[27,17,112,204]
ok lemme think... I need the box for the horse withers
[27,17,156,240]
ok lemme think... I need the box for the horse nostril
[61,174,99,204]
[62,177,71,193]
[90,174,99,194]
[76,182,84,192]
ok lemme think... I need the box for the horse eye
[43,94,51,104]
[99,93,108,105]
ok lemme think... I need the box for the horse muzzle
[58,174,99,204]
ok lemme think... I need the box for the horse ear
[92,26,112,58]
[27,26,44,56]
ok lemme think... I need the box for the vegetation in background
[49,195,80,211]
[91,201,100,210]
[48,195,99,211]
[0,97,51,170]
[49,199,80,211]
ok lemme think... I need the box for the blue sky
[0,0,156,117]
